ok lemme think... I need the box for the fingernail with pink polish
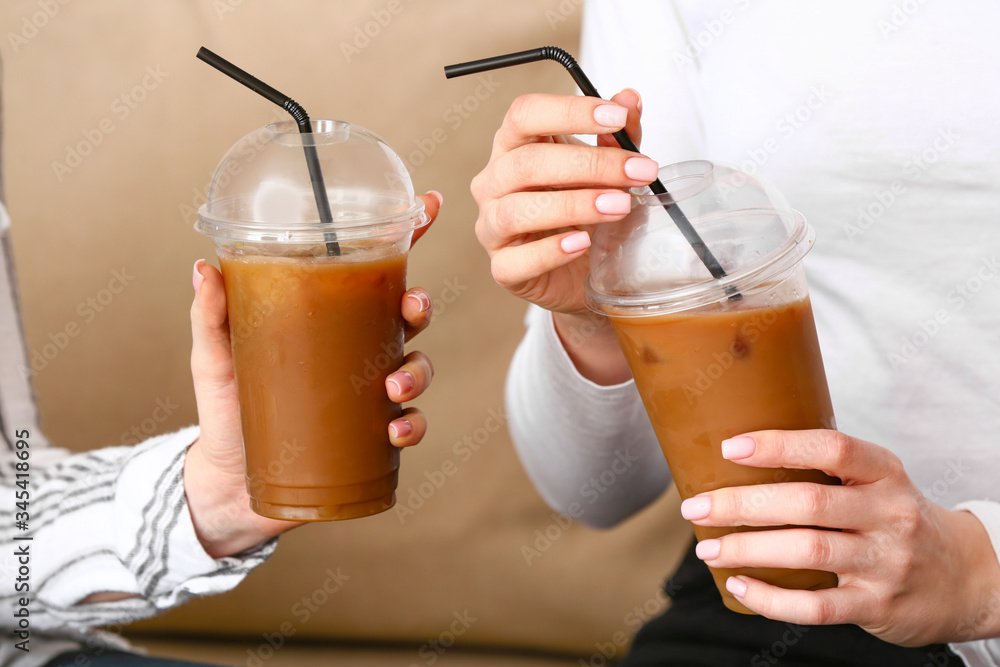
[595,192,631,215]
[695,538,721,561]
[594,104,628,128]
[390,420,412,439]
[406,291,432,313]
[387,371,414,397]
[680,496,711,521]
[624,157,659,182]
[560,230,591,254]
[721,436,756,460]
[192,260,205,295]
[427,190,444,207]
[726,576,748,598]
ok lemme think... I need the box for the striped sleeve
[0,426,276,632]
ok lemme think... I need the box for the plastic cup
[196,119,428,522]
[585,161,839,613]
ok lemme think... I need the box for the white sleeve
[505,305,670,529]
[948,501,1000,665]
[0,426,276,633]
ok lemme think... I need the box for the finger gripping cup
[196,120,428,522]
[585,161,839,613]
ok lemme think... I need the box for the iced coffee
[220,247,406,521]
[609,295,839,612]
[196,119,429,521]
[586,161,840,613]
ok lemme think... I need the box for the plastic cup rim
[584,208,815,317]
[195,200,429,243]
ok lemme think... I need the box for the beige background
[1,0,689,660]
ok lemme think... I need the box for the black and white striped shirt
[0,198,276,666]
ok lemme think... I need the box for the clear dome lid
[585,160,814,316]
[196,119,427,243]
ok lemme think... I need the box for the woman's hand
[684,429,1000,646]
[471,90,650,315]
[471,91,651,384]
[183,191,442,558]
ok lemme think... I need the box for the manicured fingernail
[618,88,642,114]
[721,436,756,460]
[387,371,415,397]
[680,496,711,521]
[427,190,444,207]
[624,157,659,182]
[594,104,627,128]
[389,419,412,439]
[406,291,432,313]
[695,539,721,561]
[595,192,632,215]
[560,230,591,254]
[192,260,205,295]
[726,576,748,598]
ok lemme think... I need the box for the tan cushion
[4,0,691,656]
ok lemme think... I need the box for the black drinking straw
[446,46,739,298]
[196,47,340,256]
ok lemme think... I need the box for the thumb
[598,88,643,150]
[190,260,243,463]
[190,260,233,384]
[411,190,443,247]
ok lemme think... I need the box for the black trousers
[620,542,961,667]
